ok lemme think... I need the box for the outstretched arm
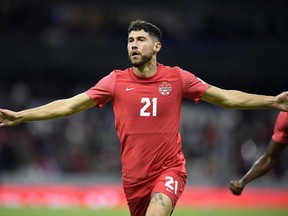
[229,140,287,195]
[0,93,96,127]
[201,86,288,111]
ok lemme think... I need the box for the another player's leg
[145,192,173,216]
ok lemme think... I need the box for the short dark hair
[128,20,162,42]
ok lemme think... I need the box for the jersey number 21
[140,97,157,117]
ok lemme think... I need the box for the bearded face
[128,49,153,67]
[127,30,160,68]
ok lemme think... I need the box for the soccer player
[1,20,288,216]
[229,111,288,196]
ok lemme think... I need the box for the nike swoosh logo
[126,87,136,91]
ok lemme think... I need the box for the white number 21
[140,97,157,117]
[165,176,179,195]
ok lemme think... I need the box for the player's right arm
[0,93,96,127]
[229,140,287,195]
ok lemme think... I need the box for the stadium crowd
[0,1,287,186]
[0,82,287,186]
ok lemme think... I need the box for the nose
[129,40,138,48]
[131,41,138,49]
[128,39,138,52]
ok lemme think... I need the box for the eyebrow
[128,36,147,41]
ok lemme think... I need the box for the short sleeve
[180,69,210,102]
[86,71,116,108]
[272,112,288,144]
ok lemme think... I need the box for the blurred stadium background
[0,0,288,213]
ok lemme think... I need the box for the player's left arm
[201,86,288,111]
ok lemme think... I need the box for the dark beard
[128,54,152,67]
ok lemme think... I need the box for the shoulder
[278,111,288,120]
[157,64,184,81]
[158,63,182,73]
[96,68,131,84]
[159,63,198,78]
[110,67,133,80]
[275,112,288,129]
[113,67,131,75]
[272,111,288,143]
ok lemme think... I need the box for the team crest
[158,82,172,96]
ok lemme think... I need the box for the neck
[133,59,158,78]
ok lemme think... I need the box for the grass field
[0,207,287,216]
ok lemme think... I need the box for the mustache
[129,50,141,57]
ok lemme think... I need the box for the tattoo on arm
[149,192,165,207]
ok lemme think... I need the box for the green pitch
[0,207,287,216]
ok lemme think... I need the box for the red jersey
[272,111,288,144]
[86,63,210,185]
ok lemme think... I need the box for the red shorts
[123,169,187,216]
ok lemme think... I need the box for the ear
[154,42,162,52]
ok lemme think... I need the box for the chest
[114,80,182,119]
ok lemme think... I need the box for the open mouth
[131,51,140,57]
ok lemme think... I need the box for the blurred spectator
[0,0,287,185]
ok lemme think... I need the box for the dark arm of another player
[229,140,287,195]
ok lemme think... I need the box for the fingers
[0,109,16,127]
[276,91,288,111]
